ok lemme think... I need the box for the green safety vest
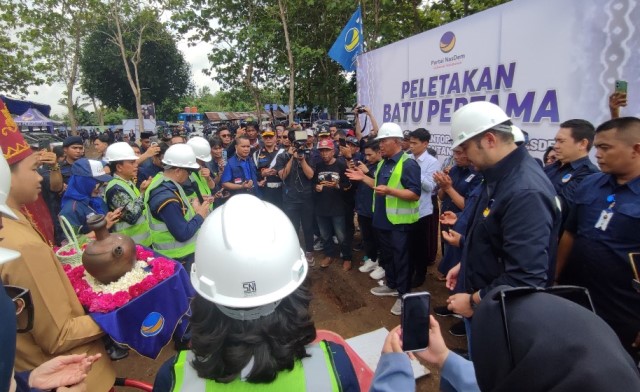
[171,342,340,391]
[104,177,151,246]
[143,173,197,259]
[186,172,213,210]
[373,154,420,224]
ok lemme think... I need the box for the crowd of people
[1,92,639,391]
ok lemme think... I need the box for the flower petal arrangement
[63,245,176,313]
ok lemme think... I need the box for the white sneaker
[369,266,385,280]
[370,285,398,297]
[359,258,379,273]
[305,252,315,267]
[390,299,402,315]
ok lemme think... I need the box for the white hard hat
[186,136,212,162]
[191,194,308,308]
[105,142,138,162]
[375,122,403,140]
[162,144,200,169]
[511,126,526,145]
[0,147,18,220]
[450,101,511,148]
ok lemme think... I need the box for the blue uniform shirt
[565,173,640,328]
[355,162,378,218]
[461,146,561,297]
[138,159,163,188]
[220,155,261,196]
[372,151,421,231]
[544,156,599,210]
[59,199,104,235]
[440,165,483,215]
[148,180,204,244]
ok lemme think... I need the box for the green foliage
[103,106,133,125]
[80,9,193,114]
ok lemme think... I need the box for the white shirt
[408,150,440,218]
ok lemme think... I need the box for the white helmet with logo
[186,136,212,162]
[162,144,200,169]
[0,148,21,263]
[450,101,511,148]
[191,194,308,309]
[105,142,138,162]
[375,122,404,140]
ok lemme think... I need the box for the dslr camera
[355,105,366,114]
[288,130,310,158]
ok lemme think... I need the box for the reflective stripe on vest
[143,173,197,259]
[104,177,151,246]
[373,154,420,224]
[171,342,340,392]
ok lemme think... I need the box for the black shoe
[107,343,129,361]
[434,305,462,318]
[411,277,425,288]
[451,348,470,360]
[448,320,467,337]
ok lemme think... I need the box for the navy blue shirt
[221,155,261,196]
[544,156,599,210]
[59,199,104,235]
[138,159,163,188]
[355,162,378,218]
[372,151,421,231]
[565,173,640,328]
[148,180,204,244]
[440,165,483,215]
[461,146,561,297]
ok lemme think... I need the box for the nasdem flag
[328,6,363,72]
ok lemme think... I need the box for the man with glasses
[557,116,640,363]
[253,129,284,208]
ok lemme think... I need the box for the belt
[266,182,282,189]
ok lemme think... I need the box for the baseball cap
[403,130,411,140]
[262,129,275,137]
[63,136,83,148]
[346,136,359,145]
[306,129,314,137]
[317,139,334,150]
[71,158,112,182]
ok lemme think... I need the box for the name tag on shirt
[465,174,476,183]
[234,178,243,184]
[595,209,613,231]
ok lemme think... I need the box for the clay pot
[82,214,137,284]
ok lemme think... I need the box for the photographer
[354,105,380,140]
[275,128,316,265]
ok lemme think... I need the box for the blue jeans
[317,215,352,260]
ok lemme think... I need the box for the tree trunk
[277,0,295,125]
[90,96,105,126]
[65,26,82,135]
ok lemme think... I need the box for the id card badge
[594,209,614,231]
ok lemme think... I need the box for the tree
[81,3,192,128]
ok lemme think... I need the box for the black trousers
[283,201,315,252]
[375,228,411,296]
[409,215,431,282]
[262,186,283,210]
[358,214,379,262]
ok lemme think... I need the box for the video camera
[288,130,310,157]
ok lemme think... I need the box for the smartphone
[339,138,347,147]
[615,80,628,94]
[630,253,640,291]
[401,291,431,352]
[40,139,51,151]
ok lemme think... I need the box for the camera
[355,105,366,114]
[288,130,310,157]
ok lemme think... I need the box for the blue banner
[90,262,195,359]
[328,6,363,72]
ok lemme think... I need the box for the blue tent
[13,108,62,127]
[0,95,51,117]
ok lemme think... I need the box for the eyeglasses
[4,285,34,333]
[495,285,594,368]
[219,134,231,138]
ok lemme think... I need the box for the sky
[24,39,218,116]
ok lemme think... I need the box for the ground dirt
[111,239,467,391]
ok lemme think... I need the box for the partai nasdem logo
[440,31,456,53]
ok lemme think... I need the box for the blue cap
[71,158,112,182]
[63,136,83,147]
